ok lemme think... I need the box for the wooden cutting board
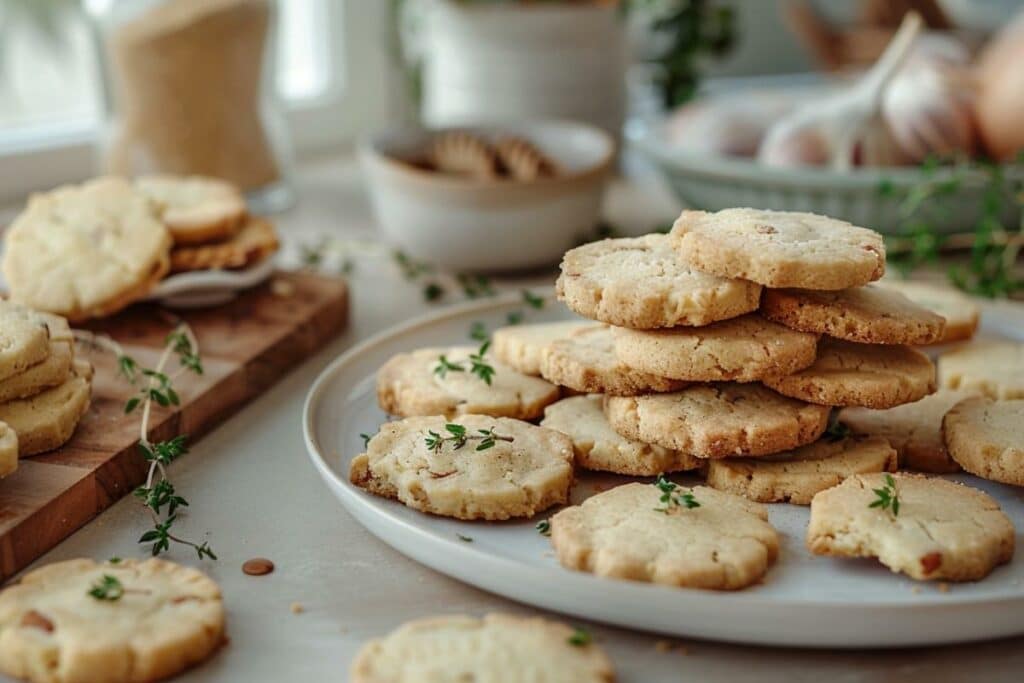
[0,271,348,580]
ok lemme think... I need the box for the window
[0,0,392,204]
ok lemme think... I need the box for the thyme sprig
[568,626,592,647]
[653,475,699,513]
[88,574,124,601]
[74,325,215,561]
[869,474,900,517]
[535,519,551,536]
[432,342,495,385]
[424,423,513,453]
[824,421,852,442]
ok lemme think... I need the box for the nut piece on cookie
[611,314,818,383]
[377,345,559,420]
[943,396,1024,486]
[706,435,897,505]
[763,338,935,409]
[840,389,978,473]
[541,395,702,476]
[807,473,1015,581]
[351,613,614,683]
[350,415,573,520]
[604,383,830,458]
[3,177,171,321]
[670,208,885,290]
[0,557,225,683]
[540,325,687,396]
[550,482,779,590]
[761,285,945,345]
[137,174,247,246]
[937,341,1024,400]
[556,234,761,329]
[491,321,594,376]
[876,280,979,344]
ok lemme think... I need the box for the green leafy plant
[88,574,124,601]
[869,474,900,517]
[425,422,513,453]
[568,626,592,647]
[653,475,699,512]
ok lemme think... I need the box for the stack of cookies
[0,301,92,479]
[2,175,279,322]
[353,207,1017,589]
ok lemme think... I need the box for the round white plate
[143,256,276,308]
[303,289,1024,648]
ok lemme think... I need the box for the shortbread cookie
[763,338,935,408]
[0,341,74,404]
[494,137,559,181]
[169,217,279,273]
[611,314,818,382]
[429,131,499,179]
[807,473,1014,581]
[0,361,92,456]
[540,326,686,396]
[350,415,573,520]
[943,396,1024,486]
[0,557,224,683]
[556,234,761,328]
[0,302,53,383]
[351,613,614,683]
[3,177,171,321]
[491,321,594,376]
[604,383,830,457]
[877,280,979,344]
[541,395,701,475]
[0,423,17,479]
[551,482,779,590]
[378,346,559,420]
[137,174,247,246]
[706,436,897,505]
[761,285,945,345]
[671,208,885,290]
[937,341,1024,399]
[839,389,977,473]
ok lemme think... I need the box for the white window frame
[0,0,393,206]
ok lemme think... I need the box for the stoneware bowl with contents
[361,120,614,271]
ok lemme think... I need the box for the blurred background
[0,0,1021,293]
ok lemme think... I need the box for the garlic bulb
[759,12,923,169]
[665,96,799,158]
[882,36,977,162]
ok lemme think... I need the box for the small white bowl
[360,120,614,272]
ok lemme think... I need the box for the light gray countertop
[8,156,1022,682]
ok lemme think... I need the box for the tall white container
[422,0,627,136]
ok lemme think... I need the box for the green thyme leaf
[88,574,124,601]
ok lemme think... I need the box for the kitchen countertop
[10,155,1024,682]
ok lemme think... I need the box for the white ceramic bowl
[360,120,614,272]
[629,116,1023,235]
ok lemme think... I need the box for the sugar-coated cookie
[763,338,935,408]
[377,346,559,420]
[611,314,818,382]
[943,396,1024,486]
[541,395,702,476]
[551,482,779,590]
[807,473,1014,581]
[604,383,830,457]
[0,558,224,683]
[0,360,92,456]
[351,613,614,683]
[540,326,687,396]
[839,389,978,473]
[761,285,945,345]
[706,436,897,505]
[556,234,761,328]
[671,208,885,290]
[3,177,171,321]
[491,321,594,376]
[350,415,573,520]
[137,174,247,246]
[937,340,1024,400]
[876,280,979,344]
[169,217,278,273]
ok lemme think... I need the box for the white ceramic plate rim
[305,288,1024,610]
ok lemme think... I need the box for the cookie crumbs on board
[290,602,305,614]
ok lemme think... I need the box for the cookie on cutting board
[137,174,247,246]
[0,359,92,457]
[169,217,279,273]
